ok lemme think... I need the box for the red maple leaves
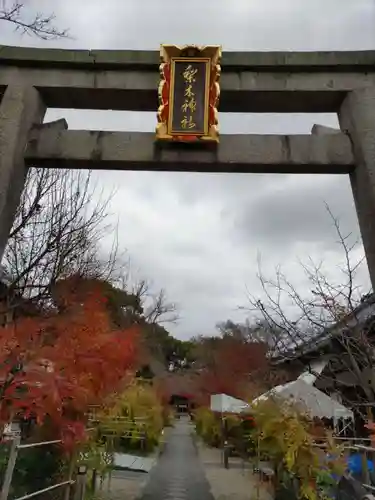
[193,336,269,405]
[0,277,139,449]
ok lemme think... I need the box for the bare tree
[1,167,122,312]
[0,1,68,39]
[245,205,375,414]
[130,278,179,325]
[132,279,149,307]
[144,288,179,324]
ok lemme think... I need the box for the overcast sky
[1,0,374,339]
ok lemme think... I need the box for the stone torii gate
[1,46,375,287]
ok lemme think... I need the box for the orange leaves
[365,421,375,446]
[0,277,139,448]
[193,336,270,404]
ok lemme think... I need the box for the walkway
[139,418,214,500]
[197,440,273,500]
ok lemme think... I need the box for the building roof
[273,293,375,364]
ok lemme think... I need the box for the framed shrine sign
[156,44,221,143]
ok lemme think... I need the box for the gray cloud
[1,0,374,338]
[231,174,360,251]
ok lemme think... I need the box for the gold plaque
[156,44,221,143]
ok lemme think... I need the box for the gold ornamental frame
[156,44,222,143]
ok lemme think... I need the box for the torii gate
[0,45,375,287]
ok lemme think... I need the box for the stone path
[99,470,149,500]
[197,440,273,500]
[139,418,214,500]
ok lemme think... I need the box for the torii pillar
[339,89,375,289]
[0,86,45,260]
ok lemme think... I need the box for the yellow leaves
[285,444,297,471]
[300,482,318,500]
[97,380,164,449]
[194,407,222,446]
[252,397,342,500]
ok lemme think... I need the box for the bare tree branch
[128,275,179,325]
[0,1,68,39]
[2,167,122,312]
[144,288,179,325]
[243,204,375,415]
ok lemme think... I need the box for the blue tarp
[347,453,374,476]
[325,452,374,483]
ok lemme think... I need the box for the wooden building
[273,294,375,436]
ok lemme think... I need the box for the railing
[87,416,149,450]
[346,443,375,493]
[0,436,75,500]
[0,416,157,500]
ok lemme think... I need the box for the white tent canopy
[210,393,250,414]
[297,359,329,385]
[252,379,353,420]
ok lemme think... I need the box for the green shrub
[194,408,222,447]
[97,380,164,454]
[0,442,67,500]
[252,397,345,500]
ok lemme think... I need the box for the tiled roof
[273,293,375,363]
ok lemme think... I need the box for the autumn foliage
[193,335,270,405]
[153,333,283,410]
[0,276,139,449]
[365,421,375,446]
